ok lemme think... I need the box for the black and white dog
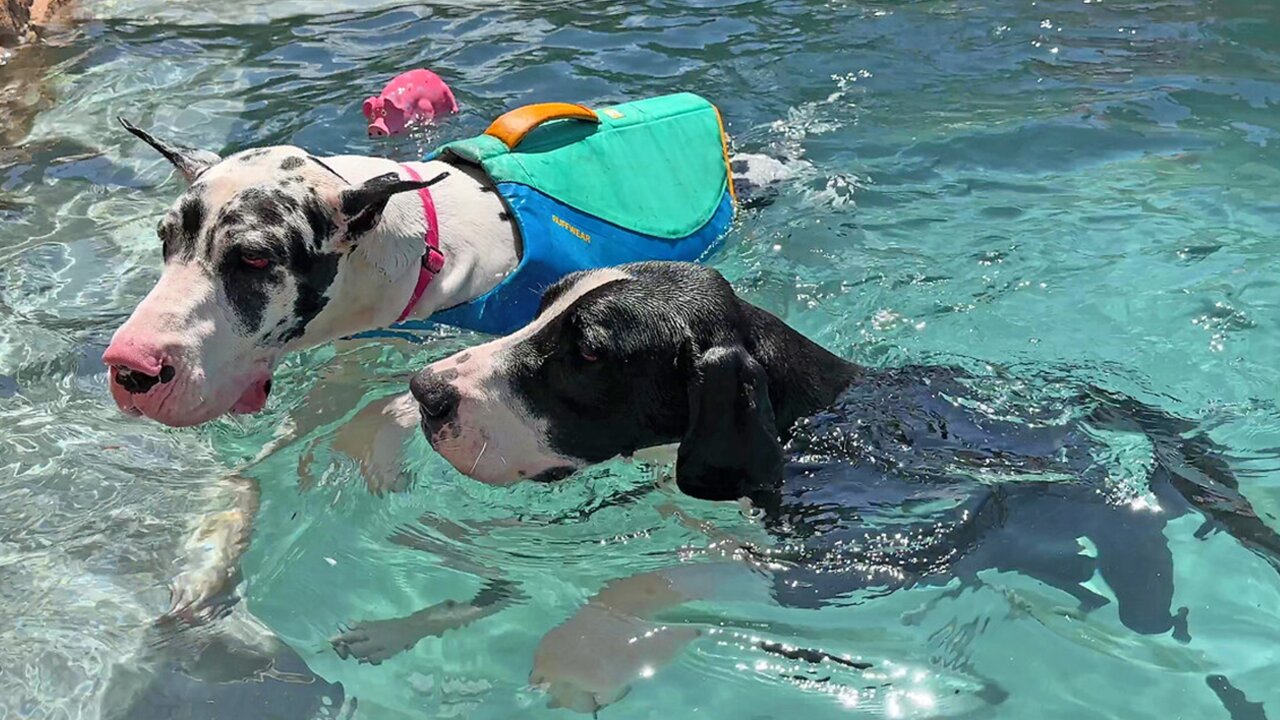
[406,261,1280,712]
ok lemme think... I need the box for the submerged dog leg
[330,520,524,664]
[1089,389,1280,573]
[331,578,519,665]
[330,391,420,496]
[531,563,770,714]
[164,472,259,625]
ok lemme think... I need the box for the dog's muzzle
[410,368,460,433]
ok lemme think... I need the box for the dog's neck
[737,300,862,433]
[301,155,520,342]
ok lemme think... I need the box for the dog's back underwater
[765,364,1278,638]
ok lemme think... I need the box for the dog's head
[104,119,436,426]
[410,262,791,501]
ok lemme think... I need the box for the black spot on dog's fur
[498,211,509,222]
[218,253,278,334]
[280,156,305,171]
[179,197,204,237]
[228,187,310,235]
[263,316,293,345]
[276,231,340,344]
[275,192,300,213]
[345,207,380,238]
[219,210,246,229]
[161,195,205,261]
[302,195,334,247]
[157,218,181,261]
[237,149,270,162]
[285,225,306,251]
[239,189,287,228]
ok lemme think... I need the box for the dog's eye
[242,256,270,270]
[579,346,600,363]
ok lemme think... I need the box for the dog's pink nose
[103,342,173,395]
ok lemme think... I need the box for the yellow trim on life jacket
[712,104,737,208]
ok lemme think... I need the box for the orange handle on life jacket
[484,102,600,150]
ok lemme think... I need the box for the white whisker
[470,441,489,474]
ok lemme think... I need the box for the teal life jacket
[385,92,737,337]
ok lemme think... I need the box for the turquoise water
[3,0,1280,717]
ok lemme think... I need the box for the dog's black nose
[410,368,459,426]
[113,363,176,395]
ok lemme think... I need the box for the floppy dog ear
[333,170,449,240]
[676,343,785,503]
[118,118,221,183]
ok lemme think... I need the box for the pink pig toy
[363,69,459,137]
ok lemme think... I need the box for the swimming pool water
[2,0,1279,718]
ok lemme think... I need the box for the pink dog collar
[396,164,448,323]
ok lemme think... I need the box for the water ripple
[3,0,1280,717]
